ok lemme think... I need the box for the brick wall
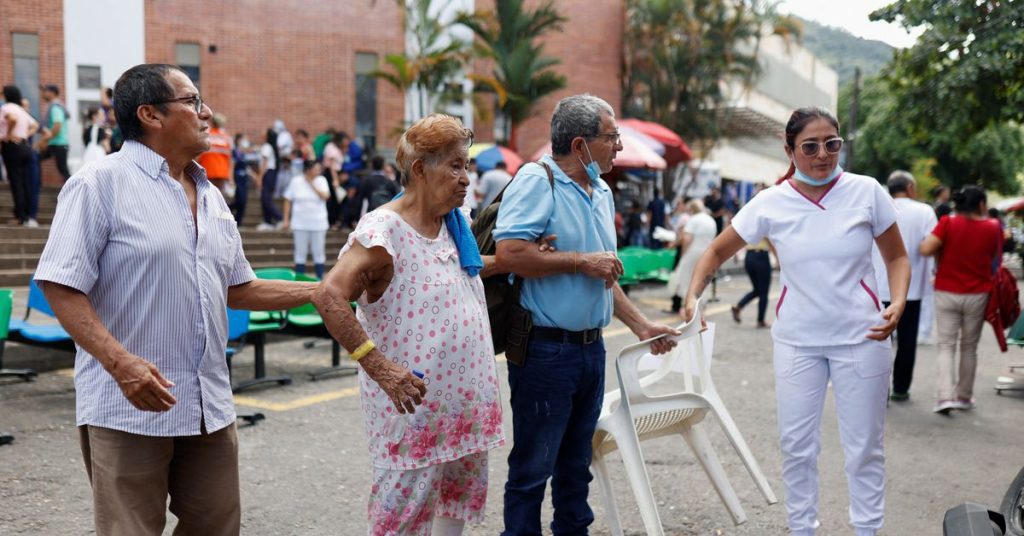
[472,0,623,160]
[0,0,66,185]
[144,0,406,149]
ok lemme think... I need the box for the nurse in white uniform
[683,107,910,536]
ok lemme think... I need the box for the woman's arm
[919,234,942,257]
[314,241,427,413]
[870,223,910,340]
[684,227,748,324]
[281,199,291,230]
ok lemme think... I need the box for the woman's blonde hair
[395,114,474,187]
[686,199,706,214]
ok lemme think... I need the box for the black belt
[530,326,603,345]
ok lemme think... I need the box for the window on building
[175,42,201,89]
[77,65,102,90]
[355,52,378,150]
[12,33,41,118]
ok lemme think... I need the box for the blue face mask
[578,141,602,181]
[793,164,843,187]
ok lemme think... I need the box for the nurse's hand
[867,302,904,341]
[682,296,707,332]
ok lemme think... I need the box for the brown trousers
[78,424,240,536]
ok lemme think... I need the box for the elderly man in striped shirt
[35,64,314,536]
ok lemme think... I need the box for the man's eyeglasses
[799,137,844,157]
[592,131,621,144]
[149,95,204,114]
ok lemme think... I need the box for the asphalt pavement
[2,273,1024,535]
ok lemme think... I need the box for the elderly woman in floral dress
[314,114,506,535]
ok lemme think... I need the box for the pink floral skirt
[367,451,489,535]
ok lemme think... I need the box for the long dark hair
[2,85,23,105]
[776,107,841,185]
[953,185,987,215]
[264,128,279,167]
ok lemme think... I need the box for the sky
[777,0,924,49]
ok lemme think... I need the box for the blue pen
[412,369,425,379]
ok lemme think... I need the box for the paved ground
[2,274,1024,535]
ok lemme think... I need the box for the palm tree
[623,0,801,155]
[456,0,567,152]
[371,0,470,122]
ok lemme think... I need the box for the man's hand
[108,355,176,412]
[360,352,427,414]
[580,252,624,288]
[537,234,558,252]
[682,296,708,332]
[634,321,680,355]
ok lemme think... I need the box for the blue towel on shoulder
[392,192,483,277]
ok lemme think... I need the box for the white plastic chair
[591,298,777,535]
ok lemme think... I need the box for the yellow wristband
[350,340,376,361]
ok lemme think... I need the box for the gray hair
[886,170,915,195]
[550,94,615,156]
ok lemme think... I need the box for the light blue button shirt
[493,154,617,331]
[35,141,256,437]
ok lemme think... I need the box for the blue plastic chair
[8,280,73,348]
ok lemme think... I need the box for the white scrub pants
[292,229,326,265]
[773,340,891,536]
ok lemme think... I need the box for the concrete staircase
[0,185,346,287]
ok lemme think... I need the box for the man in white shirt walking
[871,170,938,401]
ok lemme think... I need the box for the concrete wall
[63,0,145,173]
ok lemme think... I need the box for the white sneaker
[255,222,274,231]
[952,398,976,410]
[273,221,286,230]
[933,399,957,415]
[24,218,39,228]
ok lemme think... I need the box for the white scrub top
[870,197,938,302]
[731,172,899,347]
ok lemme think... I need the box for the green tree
[868,0,1024,192]
[623,0,801,157]
[455,0,567,151]
[371,0,469,123]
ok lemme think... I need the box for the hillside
[796,17,895,86]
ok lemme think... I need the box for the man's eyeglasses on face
[149,95,204,114]
[799,137,844,157]
[593,131,622,144]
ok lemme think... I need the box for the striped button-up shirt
[35,140,256,436]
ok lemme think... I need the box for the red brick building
[1,0,623,184]
[472,0,623,160]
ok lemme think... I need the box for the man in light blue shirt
[494,94,679,535]
[36,64,317,536]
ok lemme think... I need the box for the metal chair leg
[309,340,358,381]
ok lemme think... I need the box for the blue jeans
[502,336,606,536]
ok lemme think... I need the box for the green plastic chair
[232,269,295,392]
[0,289,36,382]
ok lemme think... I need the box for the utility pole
[847,67,861,171]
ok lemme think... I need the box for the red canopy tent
[617,118,693,166]
[530,129,668,170]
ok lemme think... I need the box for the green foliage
[371,0,470,120]
[844,0,1024,193]
[456,0,567,150]
[622,0,800,155]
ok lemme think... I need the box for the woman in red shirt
[920,185,1002,414]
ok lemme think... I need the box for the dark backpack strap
[509,161,556,300]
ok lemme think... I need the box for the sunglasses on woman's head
[799,137,844,157]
